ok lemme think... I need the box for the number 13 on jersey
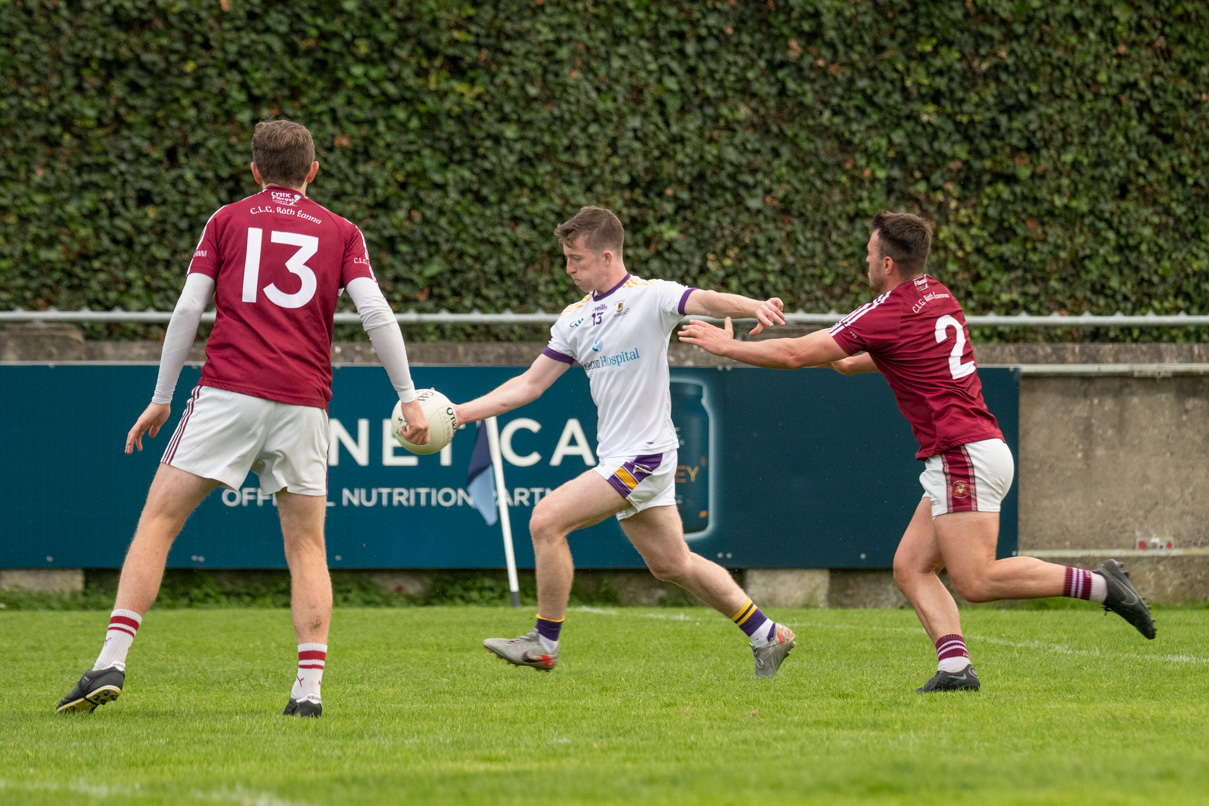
[242,228,319,309]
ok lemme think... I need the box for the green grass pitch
[2,606,1207,805]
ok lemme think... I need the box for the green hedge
[2,0,1207,340]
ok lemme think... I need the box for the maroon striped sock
[1063,567,1093,600]
[935,633,970,672]
[94,609,142,671]
[292,643,327,701]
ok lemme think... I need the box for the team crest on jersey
[614,301,627,316]
[952,481,971,498]
[271,191,302,207]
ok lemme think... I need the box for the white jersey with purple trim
[543,273,695,459]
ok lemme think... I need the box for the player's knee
[949,572,993,603]
[646,555,690,583]
[892,557,935,591]
[527,504,564,546]
[283,530,325,562]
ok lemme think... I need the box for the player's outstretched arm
[679,318,848,369]
[682,289,785,335]
[454,354,570,425]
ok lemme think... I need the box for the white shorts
[919,438,1014,519]
[162,386,330,496]
[593,450,677,520]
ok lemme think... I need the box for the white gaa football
[391,389,458,455]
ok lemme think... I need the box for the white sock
[94,609,142,672]
[750,622,777,649]
[291,643,326,701]
[1090,573,1108,603]
[538,634,559,653]
[938,657,971,673]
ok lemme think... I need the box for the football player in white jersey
[455,206,797,679]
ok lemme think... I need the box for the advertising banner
[1,364,1018,570]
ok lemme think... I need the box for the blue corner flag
[466,422,498,525]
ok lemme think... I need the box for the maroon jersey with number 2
[186,185,375,409]
[828,274,1003,459]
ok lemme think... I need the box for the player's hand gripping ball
[391,389,459,455]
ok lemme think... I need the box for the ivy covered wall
[2,0,1207,338]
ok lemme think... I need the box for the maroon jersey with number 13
[186,185,375,409]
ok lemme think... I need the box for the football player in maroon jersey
[56,121,429,718]
[680,210,1154,693]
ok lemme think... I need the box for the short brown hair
[554,206,624,256]
[872,210,936,277]
[251,120,315,187]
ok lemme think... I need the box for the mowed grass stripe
[1,607,1206,805]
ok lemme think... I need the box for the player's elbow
[782,347,815,370]
[832,361,858,376]
[515,380,546,407]
[174,297,207,319]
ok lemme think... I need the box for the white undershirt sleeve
[345,276,417,404]
[152,273,215,404]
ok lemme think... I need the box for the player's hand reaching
[678,317,735,356]
[748,297,785,336]
[125,401,171,454]
[397,398,431,446]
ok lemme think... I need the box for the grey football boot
[484,630,559,671]
[1095,559,1156,639]
[752,624,796,679]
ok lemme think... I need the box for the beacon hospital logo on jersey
[581,343,641,372]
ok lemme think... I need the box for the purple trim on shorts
[605,453,664,499]
[542,347,576,365]
[678,287,697,315]
[592,273,631,302]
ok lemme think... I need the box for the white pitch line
[570,607,1209,665]
[0,779,318,806]
[775,620,1209,666]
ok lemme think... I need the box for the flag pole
[485,416,521,608]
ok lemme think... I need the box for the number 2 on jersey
[934,314,976,379]
[242,228,318,308]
